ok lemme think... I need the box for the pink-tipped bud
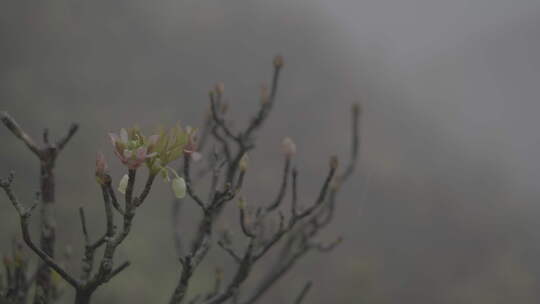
[183,129,197,156]
[95,152,109,184]
[282,137,296,157]
[330,155,339,170]
[273,55,284,69]
[96,152,108,173]
[215,83,225,96]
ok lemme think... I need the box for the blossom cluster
[96,125,196,198]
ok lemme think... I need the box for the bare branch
[183,154,206,210]
[42,128,50,145]
[293,281,312,304]
[56,123,79,151]
[134,173,156,207]
[266,157,291,212]
[79,207,90,245]
[79,207,106,282]
[241,104,360,304]
[104,180,124,215]
[295,158,337,220]
[239,206,256,239]
[196,110,214,154]
[124,169,137,209]
[291,168,299,217]
[339,103,361,182]
[310,237,343,253]
[106,261,130,282]
[100,185,115,239]
[0,112,40,156]
[0,174,79,288]
[243,56,283,139]
[167,58,359,304]
[217,241,241,263]
[209,91,240,143]
[211,126,232,163]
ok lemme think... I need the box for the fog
[1,0,540,303]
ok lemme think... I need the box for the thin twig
[266,157,290,212]
[293,281,312,304]
[0,112,40,156]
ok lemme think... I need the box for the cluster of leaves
[108,125,195,198]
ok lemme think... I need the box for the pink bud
[282,137,296,157]
[96,152,108,174]
[273,55,284,68]
[184,130,197,156]
[95,152,109,184]
[215,83,225,95]
[330,156,339,169]
[109,133,119,146]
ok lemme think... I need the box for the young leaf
[172,177,186,199]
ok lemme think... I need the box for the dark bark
[34,158,56,304]
[74,289,93,304]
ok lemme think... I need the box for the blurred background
[1,0,540,303]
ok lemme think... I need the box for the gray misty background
[1,0,540,303]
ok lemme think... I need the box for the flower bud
[110,127,157,169]
[273,55,284,69]
[281,137,296,157]
[239,154,249,172]
[215,83,225,96]
[172,176,186,199]
[118,174,129,194]
[183,128,197,156]
[330,155,339,170]
[95,152,109,185]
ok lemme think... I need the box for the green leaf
[172,177,186,199]
[118,174,129,194]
